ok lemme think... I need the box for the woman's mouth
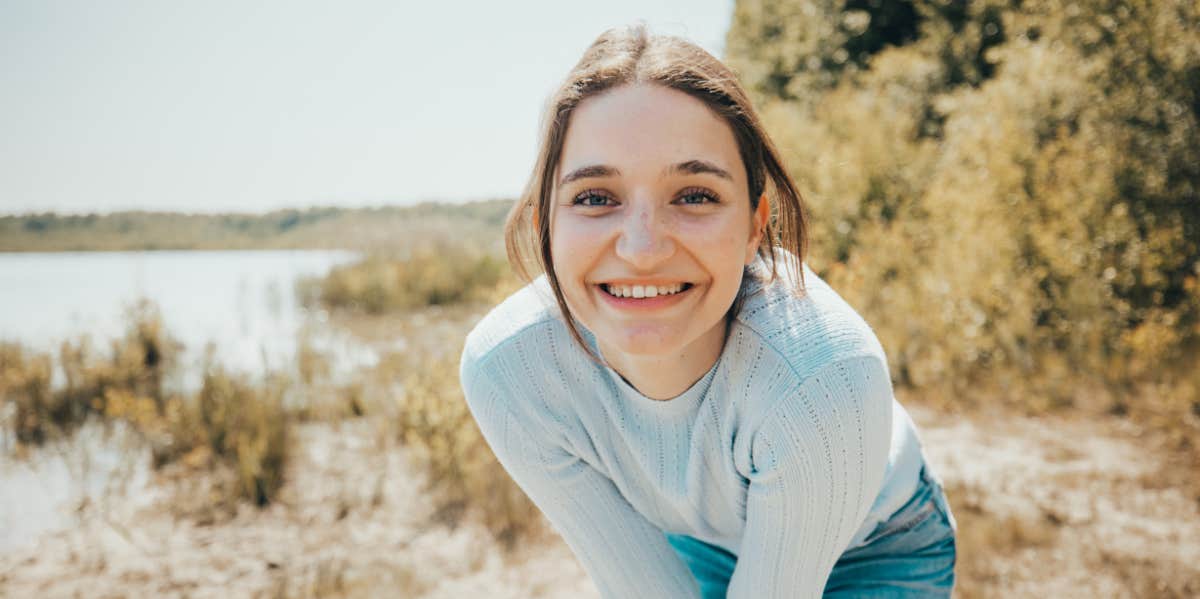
[595,282,696,310]
[599,282,693,298]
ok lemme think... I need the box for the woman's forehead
[557,84,743,183]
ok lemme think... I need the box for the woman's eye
[572,191,615,207]
[677,189,719,205]
[570,188,719,207]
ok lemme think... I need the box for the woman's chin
[603,328,684,357]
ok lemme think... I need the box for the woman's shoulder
[733,247,889,381]
[461,274,563,376]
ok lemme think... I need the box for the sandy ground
[913,403,1200,598]
[1,405,1197,598]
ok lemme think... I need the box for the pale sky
[0,1,735,215]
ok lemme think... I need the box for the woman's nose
[614,203,675,269]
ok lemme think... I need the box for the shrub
[0,299,182,447]
[306,243,516,315]
[725,0,1199,413]
[152,358,291,508]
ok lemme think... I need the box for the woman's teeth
[600,283,690,298]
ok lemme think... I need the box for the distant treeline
[0,199,515,253]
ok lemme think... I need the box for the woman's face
[549,83,766,360]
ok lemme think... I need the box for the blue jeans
[665,465,957,598]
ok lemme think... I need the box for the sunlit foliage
[725,0,1198,413]
[303,242,519,315]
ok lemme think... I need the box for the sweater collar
[578,325,719,417]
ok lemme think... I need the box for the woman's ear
[755,192,769,233]
[746,192,769,264]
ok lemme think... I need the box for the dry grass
[913,400,1200,598]
[152,361,291,511]
[944,470,1200,598]
[943,480,1061,598]
[291,239,543,551]
[0,301,292,513]
[0,299,182,449]
[301,243,518,315]
[380,344,551,553]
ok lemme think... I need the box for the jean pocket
[860,479,939,547]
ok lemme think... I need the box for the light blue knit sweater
[459,248,926,598]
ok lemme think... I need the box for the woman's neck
[597,316,730,401]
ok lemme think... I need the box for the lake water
[0,249,370,552]
[0,249,371,387]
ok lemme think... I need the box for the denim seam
[921,467,958,534]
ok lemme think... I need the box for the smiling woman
[549,83,772,401]
[460,23,956,598]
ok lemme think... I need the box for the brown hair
[504,22,809,364]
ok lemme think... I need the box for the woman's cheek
[554,215,609,251]
[706,222,750,289]
[551,217,604,285]
[679,215,741,257]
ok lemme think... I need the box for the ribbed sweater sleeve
[727,355,893,598]
[460,353,702,599]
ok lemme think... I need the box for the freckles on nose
[618,209,676,258]
[626,210,661,239]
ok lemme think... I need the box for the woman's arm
[460,354,701,599]
[728,356,893,598]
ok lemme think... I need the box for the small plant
[153,357,291,508]
[0,298,182,448]
[0,341,55,447]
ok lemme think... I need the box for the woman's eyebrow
[558,159,733,187]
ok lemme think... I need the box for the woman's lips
[594,282,695,310]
